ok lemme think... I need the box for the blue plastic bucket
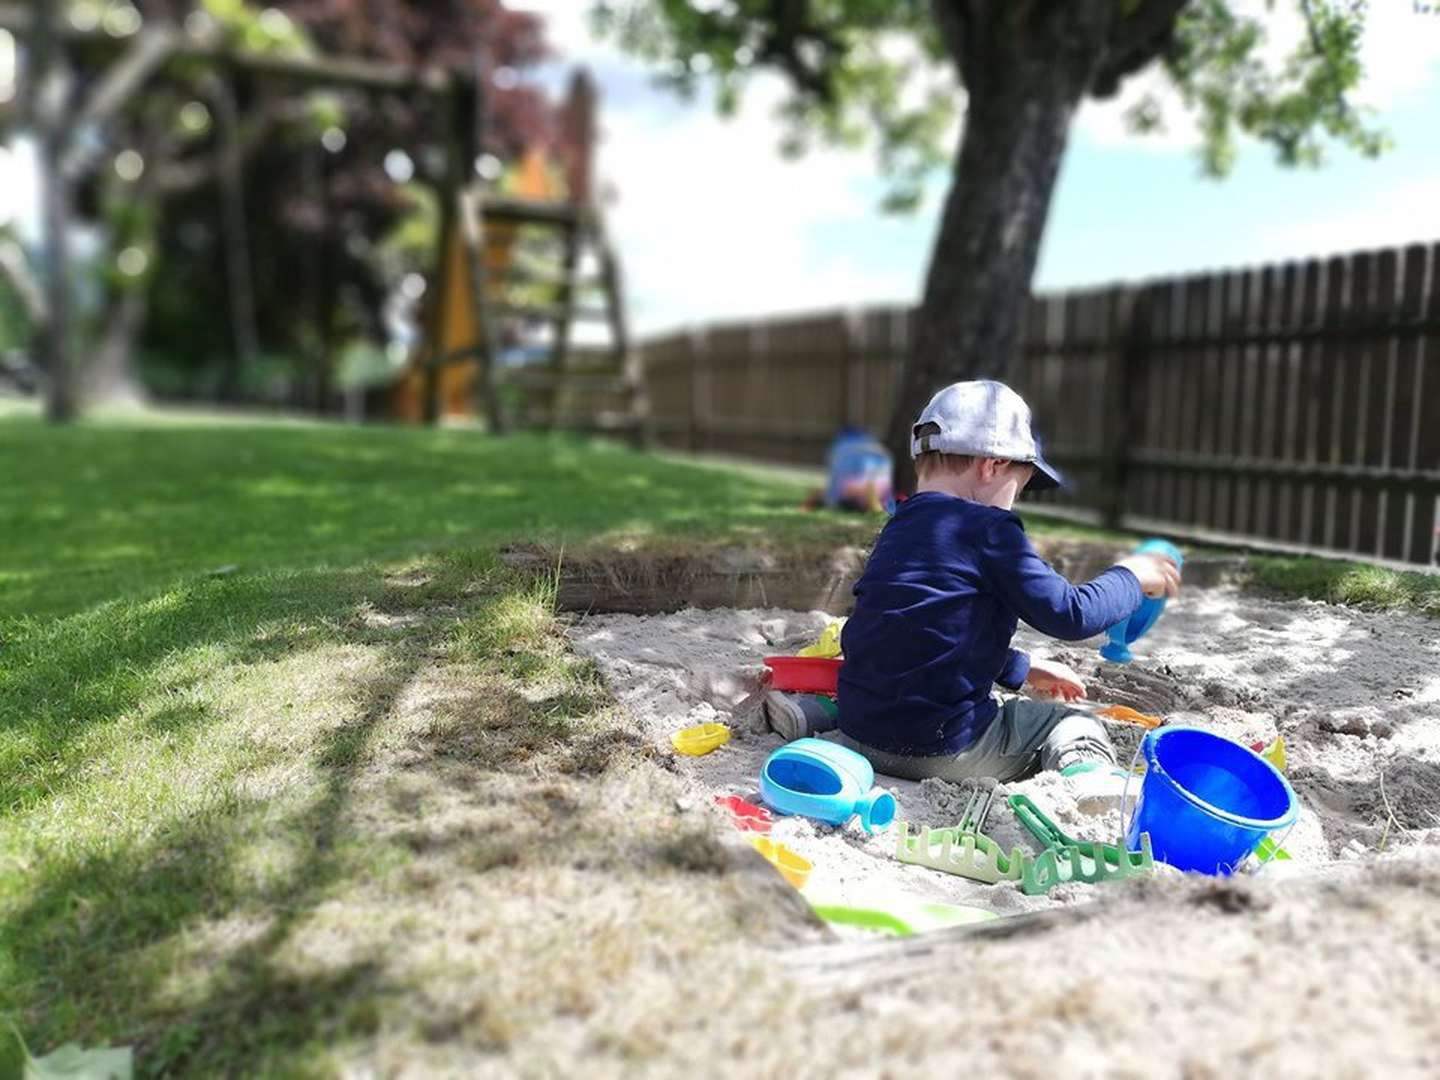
[1125,726,1297,875]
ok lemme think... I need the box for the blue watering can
[1100,539,1184,664]
[760,738,897,834]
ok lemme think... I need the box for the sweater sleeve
[996,648,1031,691]
[980,516,1146,641]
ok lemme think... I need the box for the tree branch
[1092,0,1191,97]
[0,3,451,94]
[1297,0,1359,125]
[930,0,966,66]
[59,24,179,178]
[755,0,842,103]
[0,239,47,323]
[932,0,992,94]
[151,98,305,195]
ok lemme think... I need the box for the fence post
[1102,286,1146,530]
[840,309,865,428]
[688,327,708,453]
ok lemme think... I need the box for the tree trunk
[30,0,78,422]
[212,72,260,403]
[316,156,336,416]
[85,285,150,407]
[885,12,1106,493]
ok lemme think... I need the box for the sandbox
[566,554,1440,926]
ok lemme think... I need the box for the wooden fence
[640,241,1440,566]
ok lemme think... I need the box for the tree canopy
[592,0,1387,210]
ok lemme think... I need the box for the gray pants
[838,697,1114,784]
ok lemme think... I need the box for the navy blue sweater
[837,492,1144,756]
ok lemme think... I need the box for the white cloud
[515,2,627,70]
[1352,2,1440,110]
[602,97,922,333]
[1258,177,1440,260]
[517,1,926,335]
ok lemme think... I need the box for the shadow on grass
[0,543,514,820]
[1,636,422,1076]
[0,553,640,1076]
[0,569,376,817]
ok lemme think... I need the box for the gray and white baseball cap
[910,379,1064,490]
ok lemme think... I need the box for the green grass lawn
[6,406,1430,624]
[1247,552,1440,615]
[1,543,816,1075]
[0,409,880,622]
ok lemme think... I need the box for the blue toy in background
[824,427,894,514]
[1100,538,1184,664]
[760,738,897,834]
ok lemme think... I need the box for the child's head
[914,441,1034,509]
[910,380,1061,510]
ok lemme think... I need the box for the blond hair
[914,450,976,481]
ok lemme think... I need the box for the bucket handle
[1251,820,1298,874]
[1117,735,1146,852]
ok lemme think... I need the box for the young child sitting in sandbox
[764,379,1181,785]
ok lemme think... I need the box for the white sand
[569,586,1440,922]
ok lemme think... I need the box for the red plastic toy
[714,794,773,833]
[763,656,842,695]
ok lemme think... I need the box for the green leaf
[589,0,948,213]
[1159,0,1385,177]
[24,1043,133,1080]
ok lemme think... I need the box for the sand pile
[569,585,1440,920]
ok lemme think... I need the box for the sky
[518,1,1440,336]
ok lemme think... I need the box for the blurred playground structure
[385,74,642,437]
[0,1,641,434]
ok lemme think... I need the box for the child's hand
[1025,659,1087,702]
[1114,552,1182,598]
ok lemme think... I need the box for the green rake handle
[1007,793,1077,851]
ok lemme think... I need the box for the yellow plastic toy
[1248,736,1287,771]
[751,836,812,889]
[796,621,845,659]
[670,722,731,756]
